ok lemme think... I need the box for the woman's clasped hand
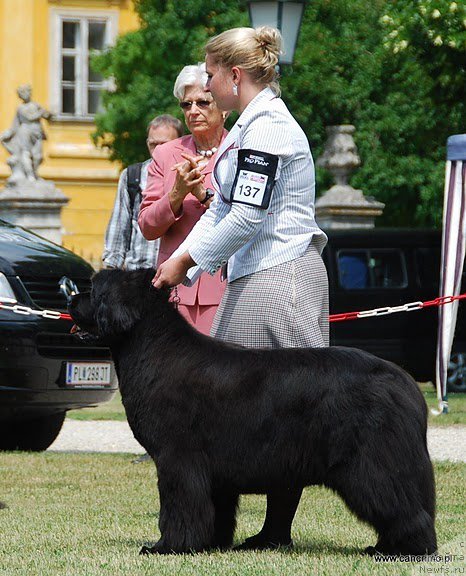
[170,153,207,205]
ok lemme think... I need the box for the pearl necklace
[196,146,218,158]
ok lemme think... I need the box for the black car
[0,219,117,451]
[324,228,466,392]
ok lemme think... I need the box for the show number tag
[230,149,279,209]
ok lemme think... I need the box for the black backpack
[126,161,144,211]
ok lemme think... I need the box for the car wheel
[0,412,66,452]
[447,352,466,394]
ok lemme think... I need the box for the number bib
[230,149,279,209]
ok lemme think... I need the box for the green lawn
[420,383,466,426]
[0,453,464,576]
[67,389,127,421]
[67,386,466,426]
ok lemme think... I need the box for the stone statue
[0,84,52,187]
[0,84,69,244]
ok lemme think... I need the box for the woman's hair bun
[205,26,282,95]
[255,26,282,57]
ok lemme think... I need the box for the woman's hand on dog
[153,252,196,289]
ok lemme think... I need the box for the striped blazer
[173,87,327,284]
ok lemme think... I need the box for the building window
[50,10,118,120]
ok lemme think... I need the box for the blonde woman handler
[153,26,329,550]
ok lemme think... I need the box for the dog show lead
[152,26,329,550]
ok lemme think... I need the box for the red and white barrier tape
[329,293,466,322]
[1,293,465,324]
[0,298,72,321]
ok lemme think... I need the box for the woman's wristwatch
[200,188,215,205]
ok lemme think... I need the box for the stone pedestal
[0,181,69,244]
[315,125,384,229]
[315,185,384,229]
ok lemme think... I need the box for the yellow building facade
[0,0,140,268]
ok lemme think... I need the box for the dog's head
[68,268,168,340]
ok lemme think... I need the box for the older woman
[138,64,227,335]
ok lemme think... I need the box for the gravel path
[48,420,466,462]
[49,420,145,455]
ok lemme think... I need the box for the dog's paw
[139,541,181,555]
[234,535,293,551]
[139,543,169,555]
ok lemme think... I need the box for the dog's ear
[95,293,141,337]
[92,269,146,337]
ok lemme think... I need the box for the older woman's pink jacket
[138,132,227,306]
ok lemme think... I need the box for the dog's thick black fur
[69,268,437,556]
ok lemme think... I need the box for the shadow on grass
[106,535,363,557]
[291,541,362,556]
[107,536,147,548]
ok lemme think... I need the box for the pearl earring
[232,84,238,96]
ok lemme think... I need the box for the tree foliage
[282,0,465,226]
[92,0,247,165]
[93,0,465,227]
[381,0,465,90]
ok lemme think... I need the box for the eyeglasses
[179,100,212,110]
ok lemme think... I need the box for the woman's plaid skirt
[210,240,329,349]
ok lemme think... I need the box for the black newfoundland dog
[69,268,437,556]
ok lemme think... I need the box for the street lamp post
[246,1,308,65]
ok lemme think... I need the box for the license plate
[65,362,112,387]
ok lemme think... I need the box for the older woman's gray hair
[173,63,208,101]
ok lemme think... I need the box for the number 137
[238,184,260,197]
